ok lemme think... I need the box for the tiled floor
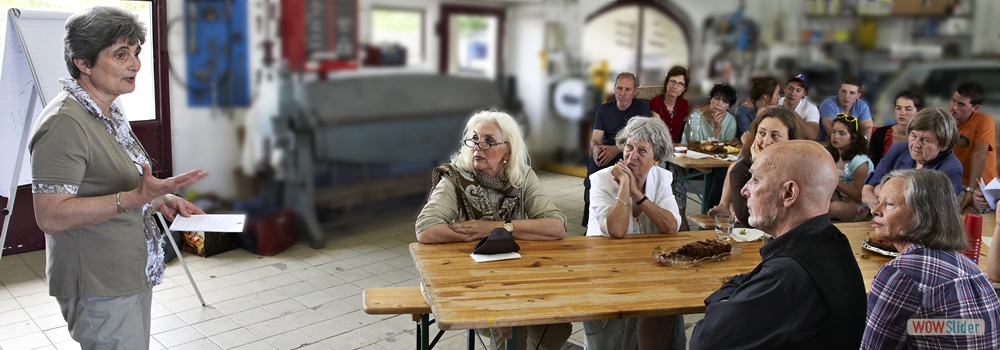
[0,170,705,350]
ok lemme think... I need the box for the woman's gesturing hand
[134,163,208,205]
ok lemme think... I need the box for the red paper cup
[962,214,982,264]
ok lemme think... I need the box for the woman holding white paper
[29,7,207,349]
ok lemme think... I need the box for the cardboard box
[891,0,955,16]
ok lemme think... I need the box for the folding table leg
[467,329,475,350]
[419,314,430,350]
[157,214,205,306]
[506,327,517,350]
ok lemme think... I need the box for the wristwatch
[964,186,974,193]
[504,220,514,233]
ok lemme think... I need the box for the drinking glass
[715,214,734,241]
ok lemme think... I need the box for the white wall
[166,0,247,198]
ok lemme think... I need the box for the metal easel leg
[156,213,205,306]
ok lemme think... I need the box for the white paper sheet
[686,150,712,159]
[978,178,1000,210]
[470,252,521,263]
[984,236,992,248]
[168,214,246,233]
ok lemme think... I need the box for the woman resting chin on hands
[584,118,686,350]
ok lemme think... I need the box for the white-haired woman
[416,110,570,350]
[863,169,1000,349]
[585,116,684,350]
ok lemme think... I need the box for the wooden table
[666,154,733,214]
[410,221,995,332]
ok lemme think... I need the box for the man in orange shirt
[950,82,996,212]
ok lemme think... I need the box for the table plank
[411,231,757,330]
[411,221,996,331]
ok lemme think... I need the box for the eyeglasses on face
[463,138,508,150]
[667,79,686,87]
[835,113,859,132]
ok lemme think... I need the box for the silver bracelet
[116,191,128,214]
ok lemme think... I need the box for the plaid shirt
[862,244,1000,349]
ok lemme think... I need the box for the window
[0,0,155,121]
[370,7,423,66]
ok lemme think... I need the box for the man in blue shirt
[582,72,651,226]
[819,75,873,142]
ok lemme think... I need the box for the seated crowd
[414,68,1000,349]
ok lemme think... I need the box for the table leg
[506,327,517,350]
[671,164,708,214]
[467,330,475,350]
[701,171,712,214]
[419,314,430,350]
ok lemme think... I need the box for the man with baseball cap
[779,74,821,141]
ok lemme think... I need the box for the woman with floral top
[29,7,207,349]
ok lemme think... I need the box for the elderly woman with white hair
[585,116,684,350]
[587,116,681,238]
[415,110,571,350]
[863,169,1000,349]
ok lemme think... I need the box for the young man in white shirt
[777,74,821,141]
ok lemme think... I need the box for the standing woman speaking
[29,7,208,349]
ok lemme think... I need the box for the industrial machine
[273,73,506,247]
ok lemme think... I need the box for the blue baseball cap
[787,74,809,91]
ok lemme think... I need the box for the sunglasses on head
[835,113,858,133]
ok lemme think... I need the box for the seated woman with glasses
[827,114,874,221]
[585,116,685,350]
[415,110,571,350]
[862,108,964,210]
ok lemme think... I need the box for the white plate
[862,237,899,257]
[731,228,766,242]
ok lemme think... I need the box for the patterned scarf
[431,164,522,222]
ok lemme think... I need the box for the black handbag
[471,228,520,255]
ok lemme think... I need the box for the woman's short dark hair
[64,6,146,79]
[879,169,967,251]
[906,107,959,150]
[895,90,925,111]
[749,77,780,102]
[709,83,737,107]
[827,116,869,163]
[661,66,690,96]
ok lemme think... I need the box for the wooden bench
[364,287,474,350]
[687,213,715,230]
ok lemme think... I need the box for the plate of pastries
[653,239,742,268]
[862,235,899,257]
